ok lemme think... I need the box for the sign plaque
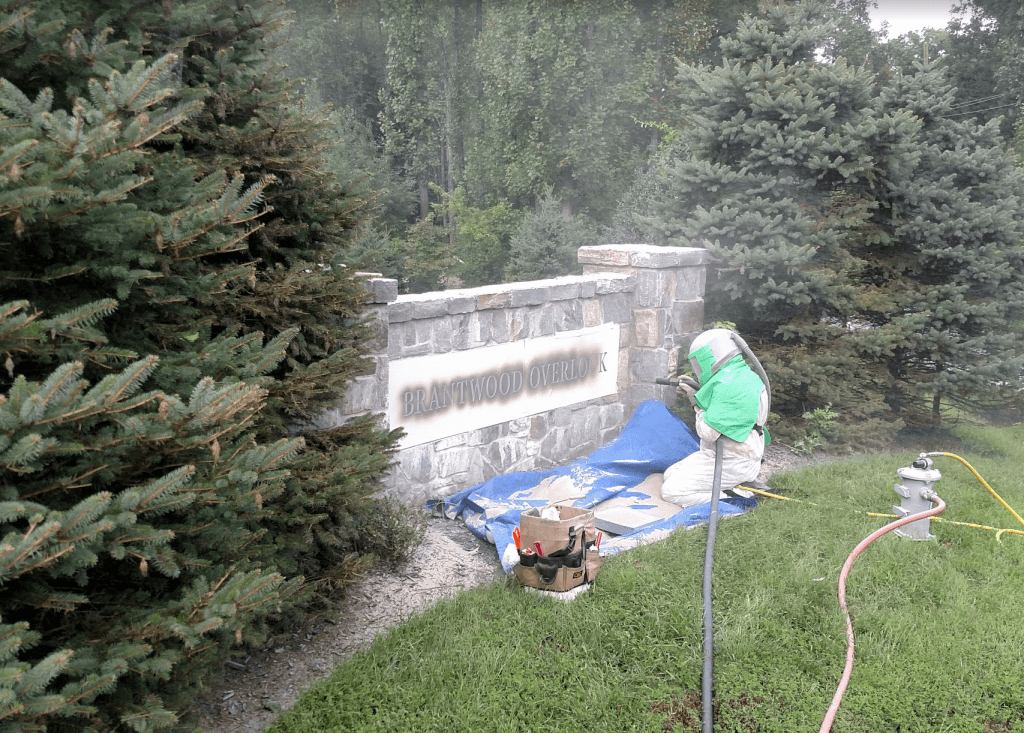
[389,323,620,446]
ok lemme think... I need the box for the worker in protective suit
[661,329,770,509]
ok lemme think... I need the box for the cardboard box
[513,505,602,592]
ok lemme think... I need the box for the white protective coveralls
[661,331,769,509]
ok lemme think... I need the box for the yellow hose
[924,452,1024,530]
[743,486,816,505]
[932,517,1024,542]
[865,508,1024,538]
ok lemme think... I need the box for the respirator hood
[688,328,742,385]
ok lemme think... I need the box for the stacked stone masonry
[318,244,709,508]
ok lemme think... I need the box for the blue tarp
[431,400,757,571]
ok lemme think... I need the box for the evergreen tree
[876,27,951,78]
[0,303,299,732]
[653,2,916,428]
[505,190,596,282]
[876,59,1024,420]
[0,0,400,727]
[653,1,1024,440]
[389,210,457,293]
[0,51,299,729]
[4,0,401,577]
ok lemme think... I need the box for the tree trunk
[447,144,456,247]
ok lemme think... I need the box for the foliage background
[277,0,1024,446]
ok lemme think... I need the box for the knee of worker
[661,449,763,508]
[661,453,716,508]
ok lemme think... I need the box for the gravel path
[189,444,819,732]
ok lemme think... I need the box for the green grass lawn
[269,425,1024,732]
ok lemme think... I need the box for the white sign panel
[389,324,620,447]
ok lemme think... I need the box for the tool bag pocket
[513,505,602,592]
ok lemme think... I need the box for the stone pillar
[353,275,398,416]
[315,274,397,428]
[578,244,709,418]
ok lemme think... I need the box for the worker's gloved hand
[676,379,698,406]
[677,375,700,391]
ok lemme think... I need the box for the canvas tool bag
[513,505,603,592]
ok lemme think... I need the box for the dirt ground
[189,444,816,733]
[188,513,504,732]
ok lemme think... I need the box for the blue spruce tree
[0,0,401,728]
[875,58,1024,421]
[653,0,1024,441]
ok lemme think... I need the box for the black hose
[702,436,724,733]
[730,333,771,417]
[659,338,767,732]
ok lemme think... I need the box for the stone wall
[317,244,709,507]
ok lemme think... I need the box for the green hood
[691,354,769,444]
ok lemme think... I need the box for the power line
[947,94,1003,110]
[943,101,1019,118]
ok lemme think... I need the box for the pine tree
[388,209,457,293]
[653,2,912,431]
[0,0,399,728]
[138,1,403,580]
[653,1,1024,440]
[3,0,401,573]
[505,189,597,282]
[0,35,298,730]
[0,302,301,732]
[874,59,1024,421]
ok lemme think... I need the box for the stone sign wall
[316,244,709,507]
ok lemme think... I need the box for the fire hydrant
[893,455,942,540]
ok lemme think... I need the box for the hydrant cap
[897,464,941,483]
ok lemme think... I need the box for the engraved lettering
[529,366,541,390]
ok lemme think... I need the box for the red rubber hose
[818,495,946,733]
